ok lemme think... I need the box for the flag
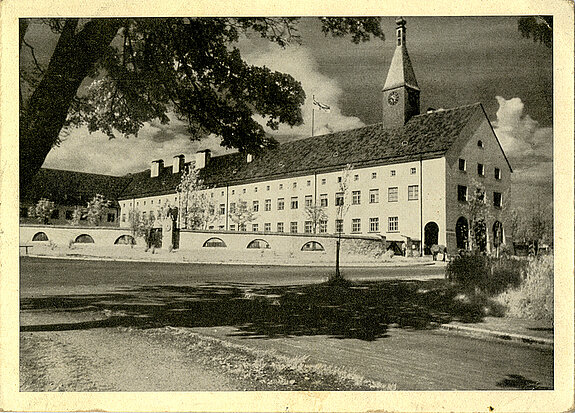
[313,98,331,113]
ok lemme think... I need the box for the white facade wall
[118,159,448,250]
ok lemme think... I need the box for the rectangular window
[388,187,398,202]
[352,218,361,233]
[391,170,396,176]
[279,183,283,190]
[277,198,285,210]
[410,167,417,174]
[253,200,259,212]
[242,188,246,194]
[369,189,379,203]
[293,182,297,189]
[208,225,214,230]
[290,221,298,233]
[372,172,377,179]
[304,221,313,233]
[219,225,225,230]
[477,163,485,176]
[254,187,258,193]
[335,219,344,233]
[264,222,271,232]
[266,185,270,191]
[354,174,359,181]
[232,190,236,195]
[388,216,399,232]
[221,191,225,197]
[495,167,501,180]
[264,199,272,211]
[51,209,60,219]
[252,223,259,232]
[320,193,328,207]
[66,210,73,220]
[277,222,284,233]
[107,213,115,222]
[121,213,126,222]
[239,224,246,231]
[142,212,146,220]
[321,178,327,185]
[337,176,342,183]
[291,197,298,209]
[307,180,311,186]
[369,217,379,232]
[230,202,236,213]
[335,192,344,206]
[230,224,236,231]
[305,195,313,207]
[457,185,468,202]
[352,190,361,205]
[408,185,419,201]
[219,204,226,214]
[459,158,466,171]
[319,220,328,233]
[493,192,502,208]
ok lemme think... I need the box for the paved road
[20,256,444,294]
[194,326,553,390]
[19,257,553,391]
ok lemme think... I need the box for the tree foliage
[176,166,218,230]
[19,17,385,192]
[28,198,55,224]
[518,16,552,48]
[229,199,257,230]
[305,204,328,234]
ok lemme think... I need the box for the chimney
[246,153,253,163]
[194,149,211,169]
[172,154,185,173]
[150,159,164,177]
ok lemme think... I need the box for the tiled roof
[21,168,131,207]
[119,103,485,199]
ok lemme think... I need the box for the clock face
[387,91,399,105]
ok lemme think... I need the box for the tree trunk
[20,18,123,193]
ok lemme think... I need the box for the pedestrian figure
[443,246,447,262]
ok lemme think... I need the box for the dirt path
[20,328,242,392]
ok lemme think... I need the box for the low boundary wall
[20,225,388,263]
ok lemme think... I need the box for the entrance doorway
[424,222,439,255]
[455,217,468,250]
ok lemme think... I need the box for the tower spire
[382,17,420,128]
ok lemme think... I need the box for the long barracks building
[23,18,512,255]
[116,17,512,254]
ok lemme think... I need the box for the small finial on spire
[396,17,406,27]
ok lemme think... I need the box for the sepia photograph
[2,1,574,412]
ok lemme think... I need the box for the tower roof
[383,17,419,91]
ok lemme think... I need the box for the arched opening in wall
[301,241,325,252]
[473,219,487,252]
[455,217,469,250]
[203,237,227,248]
[32,232,48,242]
[247,239,270,249]
[424,222,439,255]
[75,234,95,244]
[114,235,136,245]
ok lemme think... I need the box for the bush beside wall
[495,256,553,321]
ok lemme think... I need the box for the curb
[22,253,441,268]
[439,323,553,348]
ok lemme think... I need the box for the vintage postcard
[1,0,573,411]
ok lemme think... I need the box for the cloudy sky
[23,17,553,209]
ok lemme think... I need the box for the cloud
[491,96,553,189]
[43,113,234,175]
[241,42,365,140]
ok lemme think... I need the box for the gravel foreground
[20,325,396,392]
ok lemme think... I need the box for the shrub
[496,256,553,321]
[446,254,526,295]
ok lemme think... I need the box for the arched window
[477,140,484,148]
[114,235,136,245]
[75,234,94,243]
[247,239,270,249]
[301,241,325,251]
[203,237,227,248]
[32,232,48,242]
[455,217,469,250]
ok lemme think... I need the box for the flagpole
[311,94,315,137]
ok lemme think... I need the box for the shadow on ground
[21,279,504,341]
[496,374,552,390]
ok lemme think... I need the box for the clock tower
[382,17,420,129]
